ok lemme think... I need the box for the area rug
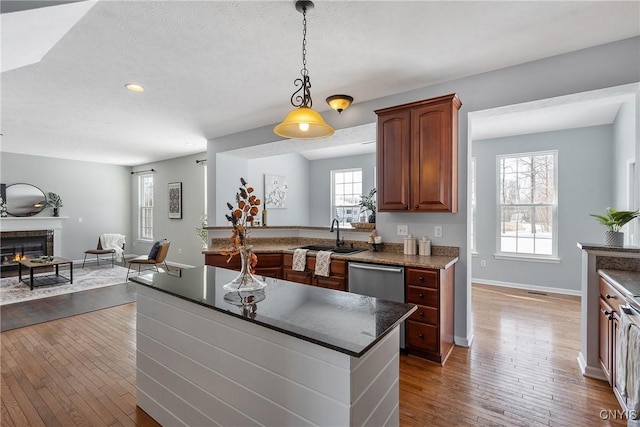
[0,264,130,305]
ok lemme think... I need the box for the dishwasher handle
[349,263,404,274]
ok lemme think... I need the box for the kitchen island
[131,266,416,427]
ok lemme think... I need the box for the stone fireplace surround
[0,217,66,257]
[1,230,54,271]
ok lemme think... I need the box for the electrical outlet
[77,217,83,223]
[435,225,443,237]
[397,225,408,236]
[480,260,486,267]
[178,248,182,255]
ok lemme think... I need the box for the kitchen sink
[295,245,364,255]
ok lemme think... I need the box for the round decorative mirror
[5,183,47,217]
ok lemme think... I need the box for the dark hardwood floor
[1,283,136,332]
[0,284,626,426]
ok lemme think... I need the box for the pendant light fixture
[274,1,334,140]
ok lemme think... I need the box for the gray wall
[0,152,130,261]
[248,153,309,226]
[215,153,309,226]
[207,37,640,345]
[130,152,207,267]
[471,126,613,293]
[308,153,376,226]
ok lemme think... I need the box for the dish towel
[617,310,640,425]
[100,233,126,262]
[292,249,308,271]
[315,251,333,277]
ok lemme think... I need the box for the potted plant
[45,192,63,217]
[358,188,377,223]
[589,207,639,247]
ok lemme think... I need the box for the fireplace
[0,230,54,274]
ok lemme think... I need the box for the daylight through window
[331,168,363,226]
[139,174,154,240]
[498,151,557,256]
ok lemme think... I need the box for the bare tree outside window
[498,151,557,256]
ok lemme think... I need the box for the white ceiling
[1,1,639,166]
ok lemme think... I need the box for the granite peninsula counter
[131,266,416,426]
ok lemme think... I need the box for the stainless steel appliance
[348,262,406,348]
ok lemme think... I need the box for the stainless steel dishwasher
[348,262,406,348]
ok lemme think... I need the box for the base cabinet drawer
[283,269,312,285]
[407,286,438,307]
[408,305,438,326]
[406,321,438,353]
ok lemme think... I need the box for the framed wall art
[168,182,182,219]
[264,174,288,209]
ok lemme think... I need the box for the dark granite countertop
[131,266,417,358]
[204,242,459,270]
[598,269,640,312]
[577,242,640,254]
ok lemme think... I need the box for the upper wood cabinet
[375,94,461,213]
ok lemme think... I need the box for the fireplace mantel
[0,217,68,232]
[0,217,68,255]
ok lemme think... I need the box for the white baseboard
[577,352,607,381]
[166,261,195,269]
[471,278,581,296]
[455,333,474,348]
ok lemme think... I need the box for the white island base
[137,284,402,426]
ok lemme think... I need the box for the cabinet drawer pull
[604,310,613,320]
[419,276,424,282]
[418,333,424,338]
[418,311,424,317]
[419,293,424,298]
[606,294,616,300]
[404,204,409,210]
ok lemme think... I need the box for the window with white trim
[331,168,362,226]
[498,151,557,257]
[138,174,154,240]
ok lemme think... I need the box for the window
[331,168,362,226]
[138,174,154,240]
[498,151,557,257]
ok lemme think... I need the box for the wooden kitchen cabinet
[598,296,614,384]
[205,253,283,279]
[283,254,347,291]
[405,265,455,364]
[598,276,627,406]
[375,94,461,213]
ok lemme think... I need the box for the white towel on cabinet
[315,251,333,277]
[292,249,308,271]
[626,320,640,423]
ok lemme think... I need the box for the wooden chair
[83,238,120,268]
[126,241,171,280]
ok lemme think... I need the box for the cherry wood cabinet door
[598,297,613,385]
[375,94,460,213]
[411,100,457,212]
[376,109,411,211]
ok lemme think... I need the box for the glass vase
[223,244,266,292]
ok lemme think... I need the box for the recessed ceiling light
[125,83,144,93]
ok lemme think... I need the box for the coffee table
[18,258,73,290]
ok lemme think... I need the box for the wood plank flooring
[1,283,136,332]
[1,284,626,426]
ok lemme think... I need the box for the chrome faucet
[330,219,345,247]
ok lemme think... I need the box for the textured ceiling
[1,1,639,166]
